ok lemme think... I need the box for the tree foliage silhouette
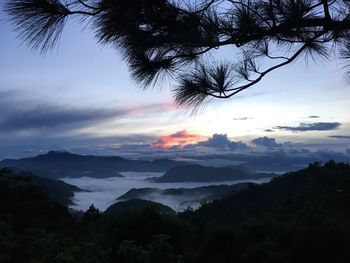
[5,0,350,108]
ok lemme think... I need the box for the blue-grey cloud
[111,143,350,172]
[0,106,127,132]
[251,137,281,148]
[0,89,176,160]
[264,129,274,132]
[274,122,341,132]
[0,90,173,133]
[0,133,157,161]
[308,115,320,119]
[233,117,253,121]
[0,89,348,166]
[196,134,250,151]
[329,135,350,139]
[313,149,350,161]
[2,131,350,171]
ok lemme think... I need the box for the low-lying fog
[62,172,271,212]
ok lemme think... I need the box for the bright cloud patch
[151,130,205,148]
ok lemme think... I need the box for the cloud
[149,133,250,152]
[233,117,253,121]
[0,89,179,159]
[0,89,349,166]
[264,129,274,132]
[2,130,350,171]
[151,130,204,148]
[274,122,341,132]
[308,115,320,119]
[329,135,350,139]
[313,149,350,161]
[0,106,127,132]
[197,134,250,151]
[0,91,174,133]
[251,137,281,148]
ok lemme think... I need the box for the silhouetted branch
[77,0,99,10]
[228,0,273,28]
[5,0,70,52]
[4,0,350,107]
[174,33,324,108]
[193,0,218,14]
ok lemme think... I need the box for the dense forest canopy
[2,162,350,262]
[4,0,350,108]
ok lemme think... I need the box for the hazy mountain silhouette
[151,165,275,183]
[0,151,191,178]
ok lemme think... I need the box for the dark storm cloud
[329,135,350,139]
[264,129,274,132]
[274,122,341,132]
[251,137,281,148]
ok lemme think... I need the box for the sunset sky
[1,1,350,161]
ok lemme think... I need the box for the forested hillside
[0,169,81,205]
[1,161,350,262]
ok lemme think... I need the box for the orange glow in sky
[151,130,207,148]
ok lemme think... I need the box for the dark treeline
[1,161,350,263]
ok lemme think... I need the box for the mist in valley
[62,172,271,211]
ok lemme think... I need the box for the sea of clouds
[62,172,271,212]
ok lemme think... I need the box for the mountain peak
[47,150,72,155]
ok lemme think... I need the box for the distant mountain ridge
[151,165,275,183]
[0,151,191,179]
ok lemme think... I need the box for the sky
[0,1,350,163]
